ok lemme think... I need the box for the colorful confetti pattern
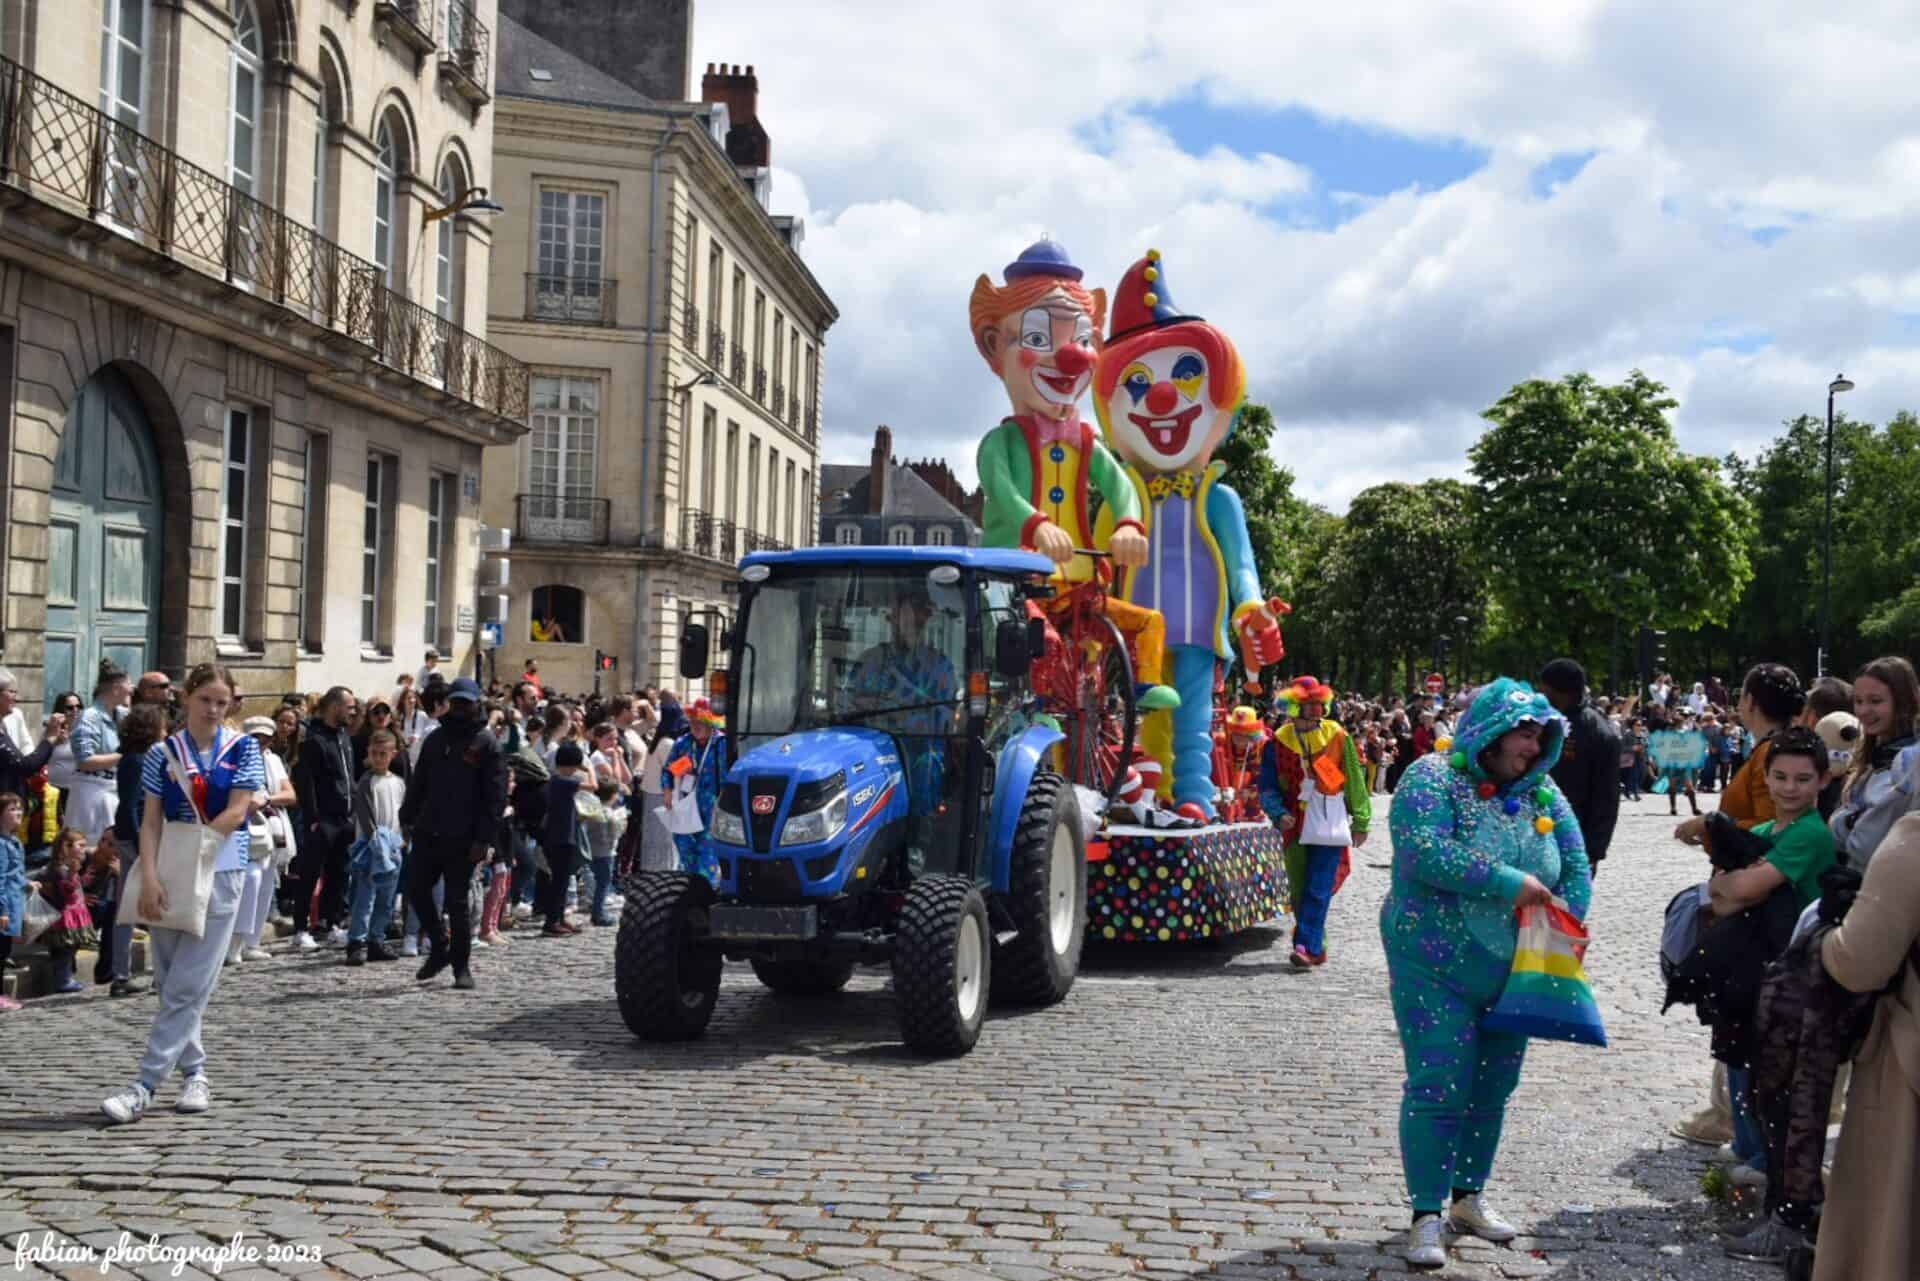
[1088,821,1289,942]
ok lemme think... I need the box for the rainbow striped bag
[1483,897,1609,1047]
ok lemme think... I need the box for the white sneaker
[225,940,244,966]
[101,1082,151,1125]
[470,936,490,950]
[1447,1193,1518,1243]
[292,931,319,953]
[243,946,273,961]
[1405,1215,1446,1268]
[326,926,349,947]
[512,903,532,920]
[1730,1163,1769,1189]
[401,937,419,958]
[176,1076,211,1114]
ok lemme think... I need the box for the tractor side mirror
[995,619,1032,678]
[1027,616,1048,660]
[679,624,709,679]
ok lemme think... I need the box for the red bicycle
[1029,549,1138,808]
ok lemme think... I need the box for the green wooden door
[45,368,164,707]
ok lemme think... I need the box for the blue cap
[447,677,483,703]
[1003,238,1083,283]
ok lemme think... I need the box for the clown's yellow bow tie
[1147,472,1197,499]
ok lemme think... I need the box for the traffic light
[594,650,618,672]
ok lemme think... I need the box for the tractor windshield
[734,566,970,748]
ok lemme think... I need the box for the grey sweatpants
[135,869,245,1092]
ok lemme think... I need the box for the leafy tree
[1468,371,1755,673]
[1218,401,1319,603]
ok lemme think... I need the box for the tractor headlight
[712,789,747,846]
[780,786,849,847]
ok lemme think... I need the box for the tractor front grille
[746,775,787,852]
[738,856,804,902]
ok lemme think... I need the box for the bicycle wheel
[1070,615,1137,808]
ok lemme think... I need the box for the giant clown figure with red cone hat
[1094,250,1286,820]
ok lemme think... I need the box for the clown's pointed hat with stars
[1106,249,1205,343]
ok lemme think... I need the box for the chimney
[868,425,892,516]
[701,62,771,168]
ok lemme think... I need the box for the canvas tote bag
[120,734,228,938]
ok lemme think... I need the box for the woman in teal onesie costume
[1383,677,1592,1268]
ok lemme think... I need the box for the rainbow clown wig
[690,698,725,729]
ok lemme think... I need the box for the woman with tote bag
[101,663,263,1125]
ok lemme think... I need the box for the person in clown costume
[971,240,1177,713]
[1215,705,1270,824]
[661,699,728,886]
[1093,250,1286,819]
[1259,677,1370,968]
[1383,677,1591,1269]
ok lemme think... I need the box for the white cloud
[695,2,1920,512]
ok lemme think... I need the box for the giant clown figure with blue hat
[1095,250,1286,820]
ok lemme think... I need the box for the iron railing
[788,391,801,427]
[682,302,699,345]
[753,363,768,403]
[441,0,491,96]
[772,379,786,420]
[680,508,738,563]
[525,273,615,325]
[517,493,610,545]
[730,348,746,384]
[0,54,528,424]
[805,407,818,442]
[374,0,436,51]
[707,323,725,367]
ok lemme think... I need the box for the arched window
[529,584,585,644]
[435,156,467,326]
[373,119,398,285]
[889,525,913,546]
[836,524,859,545]
[928,526,950,546]
[313,49,346,234]
[228,0,263,195]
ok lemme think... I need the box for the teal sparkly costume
[1382,678,1593,1214]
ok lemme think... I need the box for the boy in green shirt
[1709,726,1835,916]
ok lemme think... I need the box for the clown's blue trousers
[1386,944,1530,1213]
[1170,645,1217,818]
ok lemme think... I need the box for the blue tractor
[615,546,1090,1055]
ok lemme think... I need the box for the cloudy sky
[693,2,1920,512]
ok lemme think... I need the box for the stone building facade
[820,426,980,549]
[481,13,834,696]
[0,0,528,711]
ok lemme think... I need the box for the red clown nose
[1053,343,1094,376]
[1145,380,1179,414]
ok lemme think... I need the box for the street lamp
[1453,615,1469,686]
[1821,373,1855,676]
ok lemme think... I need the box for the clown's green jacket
[977,416,1141,552]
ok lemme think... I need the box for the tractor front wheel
[893,876,991,1056]
[991,771,1087,1006]
[750,957,856,995]
[615,872,723,1041]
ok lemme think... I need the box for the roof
[819,461,976,525]
[741,547,1052,576]
[496,14,654,110]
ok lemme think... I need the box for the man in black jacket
[401,678,506,990]
[292,687,357,949]
[1540,659,1622,875]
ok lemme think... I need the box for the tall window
[228,1,262,196]
[753,291,767,364]
[537,189,604,288]
[700,406,717,512]
[801,468,812,546]
[361,454,390,647]
[772,313,785,386]
[98,0,148,224]
[685,215,699,310]
[890,526,912,546]
[746,439,761,531]
[836,524,858,545]
[767,447,780,540]
[804,347,818,429]
[301,432,329,652]
[424,472,450,645]
[725,421,740,523]
[706,242,723,327]
[784,459,796,546]
[789,333,802,417]
[929,526,951,547]
[373,121,397,285]
[435,160,466,326]
[219,407,253,640]
[730,269,746,343]
[528,375,599,538]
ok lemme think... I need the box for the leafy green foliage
[1218,402,1320,603]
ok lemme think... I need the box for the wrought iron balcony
[805,406,818,442]
[753,363,768,403]
[374,0,437,57]
[0,54,528,425]
[440,0,492,105]
[707,323,725,367]
[517,493,610,546]
[682,302,700,345]
[730,348,746,384]
[772,379,785,419]
[525,274,615,325]
[788,391,801,427]
[679,508,738,563]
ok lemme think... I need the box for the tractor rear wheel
[893,876,991,1056]
[991,771,1087,1006]
[615,872,723,1041]
[750,957,856,995]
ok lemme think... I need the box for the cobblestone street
[2,795,1774,1281]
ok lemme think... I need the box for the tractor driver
[847,585,960,825]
